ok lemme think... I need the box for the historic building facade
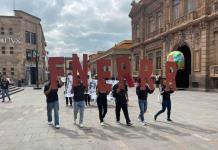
[89,40,132,78]
[129,0,218,90]
[0,10,47,85]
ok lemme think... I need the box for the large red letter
[72,54,88,87]
[165,62,177,91]
[48,57,65,89]
[116,56,134,87]
[97,59,112,92]
[139,59,154,90]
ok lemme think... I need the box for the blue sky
[0,0,132,57]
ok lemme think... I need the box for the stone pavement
[0,87,218,150]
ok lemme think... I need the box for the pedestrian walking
[136,78,154,125]
[154,79,174,122]
[44,76,63,129]
[96,81,109,126]
[1,76,11,102]
[155,74,161,88]
[65,73,73,107]
[73,76,86,128]
[113,80,133,126]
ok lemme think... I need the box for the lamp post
[33,50,41,89]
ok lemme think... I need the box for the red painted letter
[165,62,177,91]
[116,57,134,87]
[72,54,88,87]
[139,59,154,90]
[97,59,112,92]
[48,57,65,89]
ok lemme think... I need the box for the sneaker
[154,115,157,121]
[79,123,84,128]
[127,122,133,126]
[55,125,60,129]
[167,118,173,122]
[100,122,105,126]
[138,118,141,122]
[74,119,77,125]
[48,121,52,125]
[116,121,121,124]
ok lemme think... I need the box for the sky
[0,0,133,57]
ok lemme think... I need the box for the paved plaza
[0,87,218,150]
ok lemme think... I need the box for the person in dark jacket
[73,76,86,128]
[1,76,11,102]
[96,79,109,126]
[44,76,63,129]
[154,79,174,121]
[113,80,133,126]
[136,78,154,125]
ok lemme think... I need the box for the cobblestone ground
[0,87,218,150]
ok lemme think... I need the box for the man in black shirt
[136,78,154,125]
[1,76,11,102]
[44,76,63,129]
[73,76,86,128]
[113,80,133,126]
[154,79,174,121]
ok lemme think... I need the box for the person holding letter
[73,75,86,128]
[136,78,154,125]
[154,79,174,122]
[44,76,63,129]
[96,79,109,126]
[113,80,133,126]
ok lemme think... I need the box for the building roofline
[14,10,41,21]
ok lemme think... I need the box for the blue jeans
[47,101,59,126]
[74,101,85,124]
[138,99,147,122]
[2,89,11,101]
[155,100,171,119]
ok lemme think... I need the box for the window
[31,32,37,44]
[157,11,162,29]
[10,47,14,54]
[26,31,31,43]
[135,55,140,71]
[9,28,13,35]
[11,68,14,76]
[156,51,162,70]
[2,46,5,54]
[1,27,4,35]
[173,0,180,20]
[2,68,6,75]
[187,0,198,13]
[149,17,155,33]
[136,24,140,39]
[26,49,32,60]
[194,50,200,71]
[69,61,72,69]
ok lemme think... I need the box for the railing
[210,65,218,77]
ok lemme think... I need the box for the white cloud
[0,0,132,57]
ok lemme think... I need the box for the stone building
[89,40,132,78]
[0,10,47,85]
[129,0,218,90]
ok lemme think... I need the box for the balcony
[210,65,218,78]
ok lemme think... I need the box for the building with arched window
[129,0,218,91]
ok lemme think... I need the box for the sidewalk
[0,87,218,150]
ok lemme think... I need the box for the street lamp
[33,50,41,89]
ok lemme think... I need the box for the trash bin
[17,80,22,87]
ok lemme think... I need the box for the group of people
[44,73,174,129]
[0,73,11,103]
